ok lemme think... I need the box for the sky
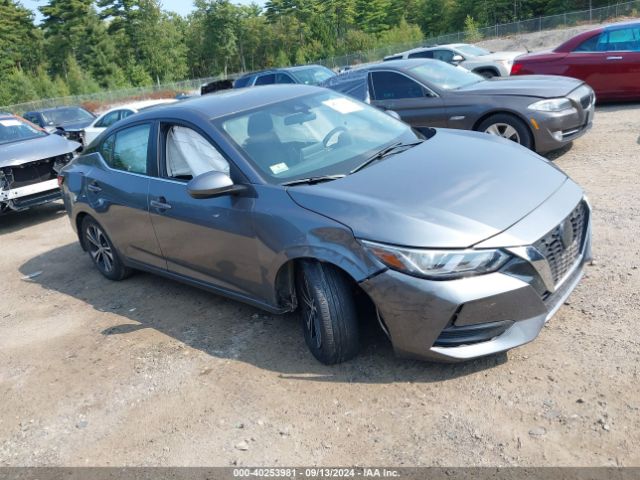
[21,0,263,22]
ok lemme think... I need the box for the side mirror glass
[187,170,247,199]
[452,54,464,63]
[385,110,401,120]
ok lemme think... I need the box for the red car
[512,21,640,102]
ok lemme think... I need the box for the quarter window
[99,124,151,174]
[371,71,425,100]
[574,33,601,52]
[255,74,276,86]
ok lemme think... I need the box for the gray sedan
[60,85,591,364]
[322,59,595,153]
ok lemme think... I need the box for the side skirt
[123,258,293,315]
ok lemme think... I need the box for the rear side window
[574,33,601,52]
[596,27,640,51]
[254,74,276,86]
[95,110,121,128]
[408,50,434,59]
[371,71,424,100]
[99,124,151,174]
[275,73,296,84]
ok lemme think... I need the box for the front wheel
[296,261,360,365]
[81,216,132,281]
[477,113,533,150]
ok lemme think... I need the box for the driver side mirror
[187,170,248,199]
[451,54,464,64]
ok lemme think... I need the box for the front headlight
[528,98,573,112]
[361,240,511,280]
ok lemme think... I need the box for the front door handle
[150,198,172,210]
[87,182,102,193]
[606,56,623,60]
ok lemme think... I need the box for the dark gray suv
[60,85,591,364]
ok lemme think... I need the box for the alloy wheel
[300,275,322,349]
[484,122,521,143]
[86,224,114,273]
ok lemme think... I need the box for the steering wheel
[322,126,348,149]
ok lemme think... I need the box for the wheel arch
[273,253,382,312]
[472,109,536,151]
[472,66,500,77]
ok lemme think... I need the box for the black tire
[81,216,132,281]
[296,261,359,365]
[477,113,533,150]
[477,69,498,79]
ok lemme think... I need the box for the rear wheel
[81,216,132,281]
[477,69,498,79]
[477,113,533,150]
[296,261,360,365]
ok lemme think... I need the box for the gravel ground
[1,103,639,467]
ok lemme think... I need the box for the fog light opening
[551,131,563,142]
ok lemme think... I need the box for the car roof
[26,105,87,114]
[117,84,323,125]
[603,19,640,30]
[237,64,328,78]
[369,59,432,70]
[97,99,177,116]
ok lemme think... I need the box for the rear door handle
[606,56,623,60]
[150,198,172,211]
[87,182,102,193]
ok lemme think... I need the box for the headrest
[247,112,274,136]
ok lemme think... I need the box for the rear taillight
[511,62,524,75]
[57,175,64,188]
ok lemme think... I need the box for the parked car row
[385,43,523,78]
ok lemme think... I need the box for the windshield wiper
[350,141,423,174]
[281,174,346,187]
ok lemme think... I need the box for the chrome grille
[534,202,588,287]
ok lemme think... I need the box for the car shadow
[0,201,66,236]
[595,101,640,113]
[19,242,507,384]
[544,142,573,161]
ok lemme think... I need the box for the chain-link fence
[318,0,640,69]
[2,0,639,114]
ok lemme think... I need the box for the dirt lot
[1,103,639,467]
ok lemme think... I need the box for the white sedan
[83,99,177,145]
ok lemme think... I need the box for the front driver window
[432,50,455,63]
[100,124,150,174]
[371,71,424,100]
[165,126,230,180]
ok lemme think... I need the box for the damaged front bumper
[360,188,592,362]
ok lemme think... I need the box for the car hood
[47,120,94,132]
[0,134,80,167]
[456,74,583,98]
[287,129,568,248]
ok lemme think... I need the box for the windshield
[290,66,336,85]
[456,45,491,57]
[409,61,484,90]
[41,107,94,126]
[216,91,420,184]
[0,117,48,145]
